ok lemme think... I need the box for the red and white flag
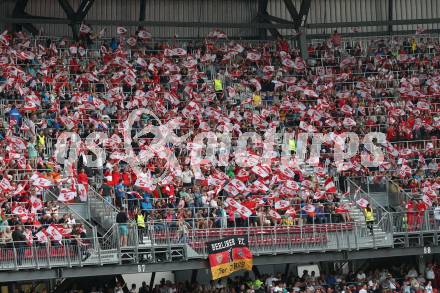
[31,175,52,188]
[324,177,337,193]
[135,175,155,192]
[249,180,269,194]
[117,26,127,34]
[23,229,33,246]
[285,207,297,217]
[0,177,13,192]
[127,191,142,199]
[246,52,261,62]
[399,164,412,178]
[30,196,43,213]
[268,209,282,220]
[356,198,369,208]
[274,199,290,210]
[173,48,187,56]
[58,188,76,202]
[343,117,356,127]
[422,194,433,207]
[138,30,152,39]
[79,24,91,34]
[284,180,300,191]
[77,183,87,202]
[35,230,48,243]
[12,205,28,220]
[46,224,63,243]
[127,37,137,47]
[302,204,316,213]
[224,198,253,219]
[223,179,247,196]
[251,165,270,178]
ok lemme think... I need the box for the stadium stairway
[88,186,120,234]
[302,164,393,250]
[44,188,98,237]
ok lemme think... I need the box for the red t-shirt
[112,171,121,186]
[122,172,132,186]
[77,172,88,185]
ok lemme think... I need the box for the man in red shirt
[122,168,132,187]
[77,169,89,186]
[112,166,121,187]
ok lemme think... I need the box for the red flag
[46,224,63,243]
[35,230,48,243]
[117,26,127,34]
[77,183,88,202]
[324,177,337,193]
[30,196,43,213]
[224,198,252,219]
[274,199,290,210]
[268,209,282,220]
[356,198,369,208]
[251,165,270,178]
[58,188,76,202]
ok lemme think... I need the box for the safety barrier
[1,207,440,272]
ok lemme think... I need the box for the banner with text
[207,236,253,280]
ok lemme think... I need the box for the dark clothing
[12,230,26,244]
[116,212,128,224]
[101,184,112,197]
[12,229,27,266]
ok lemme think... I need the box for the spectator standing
[100,178,114,204]
[135,209,146,244]
[12,225,26,265]
[116,208,129,247]
[363,204,375,235]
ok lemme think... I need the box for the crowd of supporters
[0,26,439,248]
[54,261,439,292]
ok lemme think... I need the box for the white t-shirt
[427,268,435,280]
[181,170,193,184]
[359,289,368,293]
[434,207,440,220]
[265,277,278,287]
[407,269,418,278]
[357,273,366,280]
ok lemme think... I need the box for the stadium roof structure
[0,0,439,39]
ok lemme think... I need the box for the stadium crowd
[0,26,439,247]
[61,262,439,292]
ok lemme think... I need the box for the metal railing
[346,177,391,234]
[43,189,97,243]
[88,186,120,231]
[2,207,440,272]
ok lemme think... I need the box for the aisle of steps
[88,186,119,233]
[301,164,392,249]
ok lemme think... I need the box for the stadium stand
[0,0,440,290]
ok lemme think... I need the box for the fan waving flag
[356,198,369,208]
[207,236,253,280]
[251,165,270,178]
[46,224,64,244]
[0,177,13,192]
[31,173,52,188]
[35,230,49,243]
[274,199,290,210]
[58,188,77,202]
[324,177,337,193]
[224,198,252,219]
